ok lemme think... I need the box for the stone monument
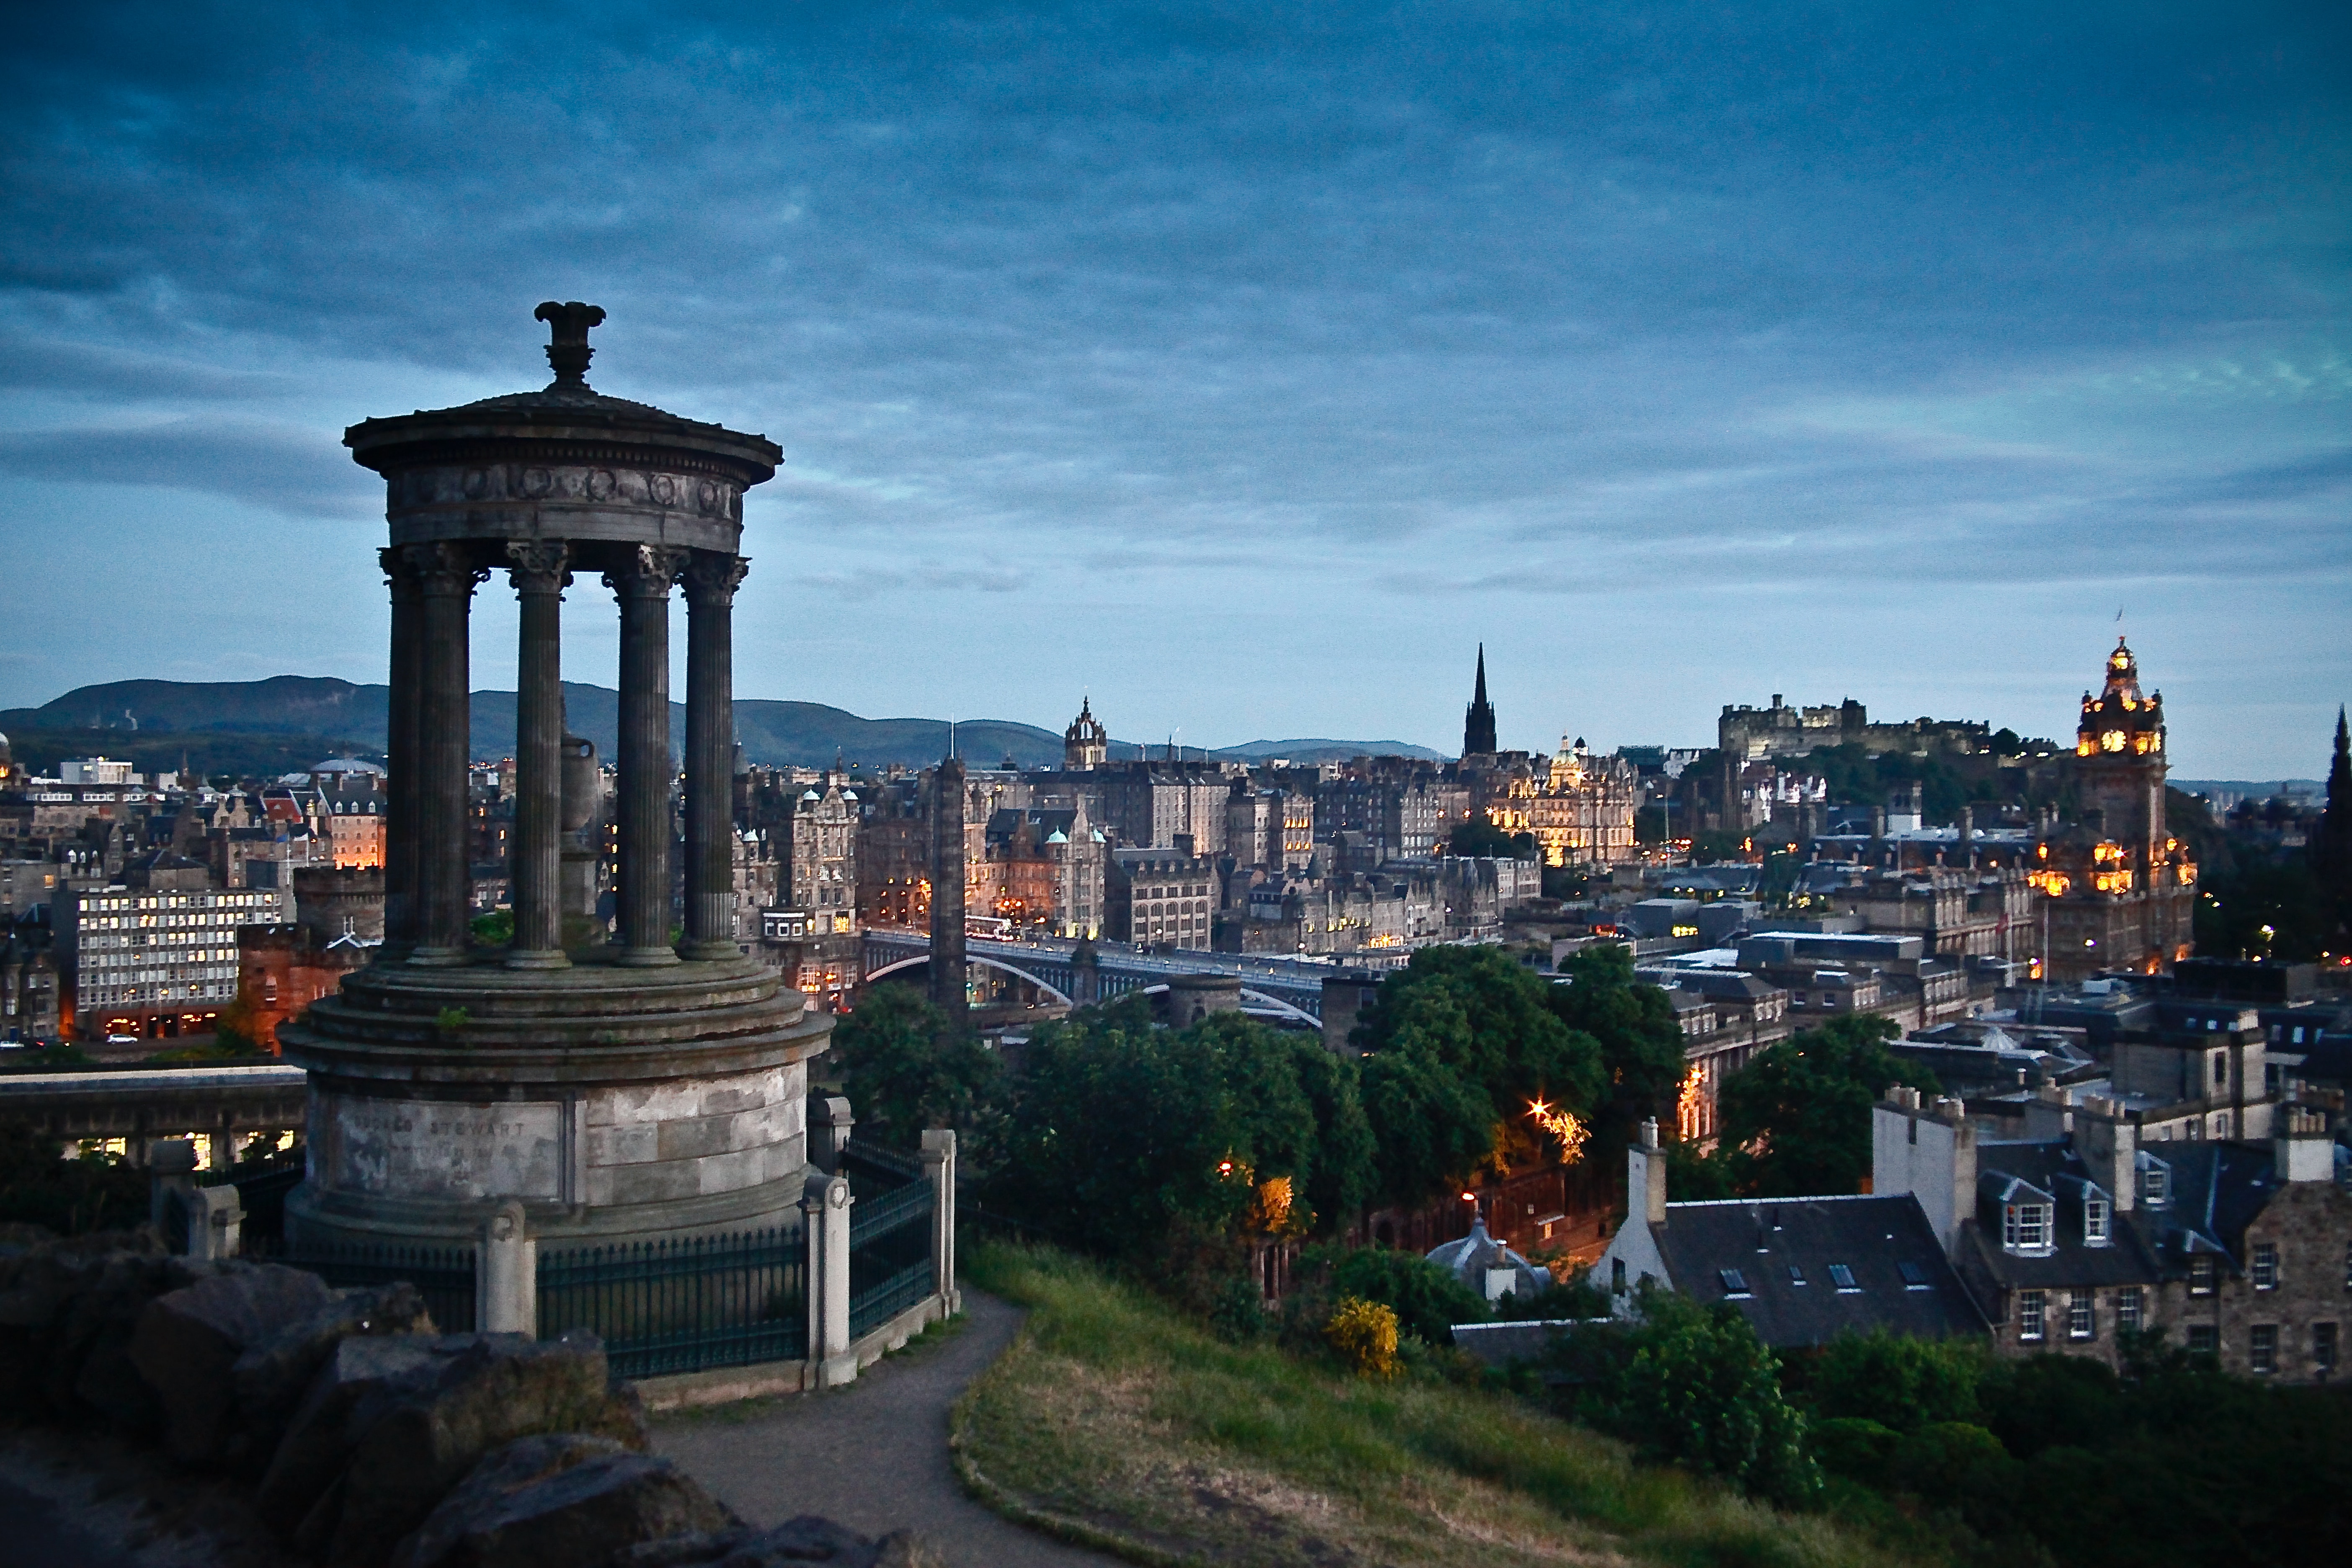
[281,302,833,1249]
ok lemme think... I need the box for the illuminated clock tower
[2032,637,2197,982]
[2075,637,2168,864]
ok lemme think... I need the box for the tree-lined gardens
[826,943,2346,1565]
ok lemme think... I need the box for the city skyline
[2,4,2345,776]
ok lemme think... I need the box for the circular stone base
[279,949,831,1249]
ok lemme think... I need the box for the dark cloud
[0,1,2344,771]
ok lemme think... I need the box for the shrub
[1574,1287,1821,1507]
[1804,1328,1985,1431]
[1808,1416,1901,1488]
[1313,1245,1489,1346]
[0,1123,148,1235]
[1323,1297,1399,1379]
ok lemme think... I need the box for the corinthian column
[380,547,423,957]
[681,553,749,960]
[506,541,570,968]
[409,543,486,966]
[605,545,689,966]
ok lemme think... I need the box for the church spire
[1463,644,1498,757]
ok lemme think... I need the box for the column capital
[603,544,690,599]
[683,552,750,606]
[407,542,488,598]
[505,539,572,594]
[379,545,423,593]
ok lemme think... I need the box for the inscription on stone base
[323,1096,566,1202]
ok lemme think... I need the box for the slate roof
[1651,1194,1987,1347]
[2141,1140,2293,1276]
[1963,1140,2164,1291]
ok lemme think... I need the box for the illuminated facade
[1526,738,1640,869]
[2032,639,2196,983]
[787,778,860,933]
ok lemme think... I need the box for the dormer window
[2141,1161,2170,1207]
[2004,1202,2053,1253]
[2190,1256,2217,1296]
[2084,1197,2111,1247]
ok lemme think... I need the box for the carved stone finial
[534,300,607,387]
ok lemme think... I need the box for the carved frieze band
[391,464,742,520]
[602,544,691,601]
[683,553,750,606]
[505,540,572,595]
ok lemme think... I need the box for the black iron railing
[846,1166,934,1339]
[535,1226,805,1380]
[276,1238,479,1333]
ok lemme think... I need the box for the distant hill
[1213,738,1447,763]
[0,677,1441,773]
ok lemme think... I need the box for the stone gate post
[803,1170,855,1387]
[922,1128,959,1314]
[478,1199,538,1336]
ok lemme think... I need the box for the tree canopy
[1545,943,1687,1166]
[829,982,1002,1150]
[1351,945,1605,1207]
[1445,816,1535,859]
[990,1000,1374,1257]
[1707,1014,1938,1197]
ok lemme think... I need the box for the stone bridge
[0,1063,307,1167]
[858,930,1397,1029]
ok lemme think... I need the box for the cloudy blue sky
[1,2,2344,775]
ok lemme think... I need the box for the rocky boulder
[130,1262,340,1463]
[300,1330,645,1568]
[258,1332,467,1539]
[391,1433,734,1568]
[231,1281,435,1471]
[0,1229,200,1429]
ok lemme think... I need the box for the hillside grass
[953,1242,1930,1568]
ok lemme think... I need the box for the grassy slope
[953,1244,1919,1568]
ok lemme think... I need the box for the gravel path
[655,1292,1117,1568]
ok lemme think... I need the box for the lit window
[2069,1292,2094,1340]
[2018,1289,2047,1341]
[1828,1264,1858,1291]
[2253,1243,2279,1291]
[2190,1256,2218,1296]
[2084,1197,2110,1246]
[2250,1324,2277,1375]
[2117,1287,2144,1332]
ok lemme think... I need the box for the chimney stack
[2276,1108,2336,1184]
[1629,1117,1668,1227]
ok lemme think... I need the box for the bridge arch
[861,954,1073,1006]
[1133,982,1321,1028]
